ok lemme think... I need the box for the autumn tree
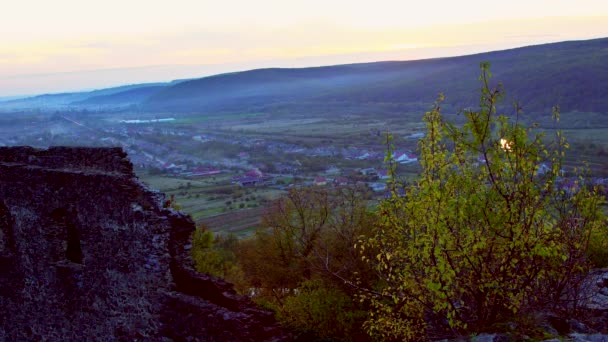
[360,63,607,340]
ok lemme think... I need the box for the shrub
[360,63,606,340]
[278,280,367,341]
[234,185,376,340]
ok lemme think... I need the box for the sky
[1,0,608,97]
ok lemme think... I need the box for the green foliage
[163,194,182,210]
[278,279,367,341]
[191,225,238,277]
[589,227,608,268]
[360,63,607,340]
[233,185,376,340]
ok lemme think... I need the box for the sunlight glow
[1,0,608,95]
[500,139,512,152]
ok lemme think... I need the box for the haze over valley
[1,38,607,234]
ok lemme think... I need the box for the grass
[212,115,425,151]
[200,207,266,237]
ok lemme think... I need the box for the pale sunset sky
[1,0,608,97]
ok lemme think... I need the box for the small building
[356,152,371,160]
[361,168,377,176]
[394,152,418,164]
[245,169,263,178]
[162,162,176,170]
[406,132,425,140]
[237,177,261,187]
[333,177,349,186]
[369,182,387,192]
[326,165,340,175]
[190,166,221,177]
[313,177,328,186]
[377,170,390,180]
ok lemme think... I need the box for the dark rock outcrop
[0,146,288,341]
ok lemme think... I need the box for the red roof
[245,169,263,178]
[193,166,218,173]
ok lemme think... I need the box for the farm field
[139,173,286,236]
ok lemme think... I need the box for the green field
[172,113,263,124]
[139,173,285,236]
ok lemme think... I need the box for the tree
[234,185,376,340]
[191,224,238,278]
[360,63,606,340]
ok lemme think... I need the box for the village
[3,112,608,236]
[92,121,422,194]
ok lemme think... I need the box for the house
[377,170,390,180]
[326,166,340,175]
[356,152,371,160]
[237,177,260,187]
[162,162,177,170]
[333,177,349,186]
[394,152,418,164]
[361,168,377,176]
[192,135,210,142]
[369,182,387,192]
[314,177,328,186]
[536,163,551,175]
[406,132,425,140]
[245,169,263,178]
[190,166,221,177]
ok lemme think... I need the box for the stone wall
[0,146,288,341]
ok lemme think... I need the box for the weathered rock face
[0,146,288,341]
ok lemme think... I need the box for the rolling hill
[72,85,167,107]
[0,82,170,111]
[2,37,607,117]
[142,38,608,116]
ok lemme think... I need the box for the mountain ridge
[2,37,607,116]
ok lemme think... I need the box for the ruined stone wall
[0,146,287,341]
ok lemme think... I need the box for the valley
[1,104,608,237]
[2,38,608,237]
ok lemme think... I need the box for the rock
[570,319,593,334]
[470,333,511,342]
[569,333,608,342]
[597,272,608,288]
[583,270,608,312]
[0,146,290,341]
[547,315,571,335]
[540,323,560,337]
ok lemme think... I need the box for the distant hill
[2,38,607,116]
[142,38,608,116]
[0,82,169,110]
[72,85,166,107]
